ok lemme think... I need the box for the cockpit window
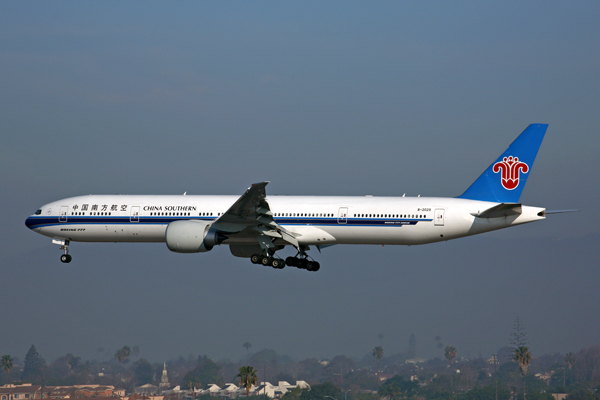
[35,209,42,215]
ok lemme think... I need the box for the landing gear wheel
[312,261,320,272]
[250,254,261,264]
[261,256,273,266]
[285,257,297,267]
[271,258,285,269]
[297,258,308,270]
[60,254,72,263]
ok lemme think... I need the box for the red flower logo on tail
[493,156,529,190]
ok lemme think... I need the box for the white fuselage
[25,194,545,248]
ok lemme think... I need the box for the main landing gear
[250,253,286,269]
[53,239,72,263]
[285,255,320,272]
[250,249,321,272]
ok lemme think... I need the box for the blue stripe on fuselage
[25,215,431,230]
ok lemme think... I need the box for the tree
[565,352,576,385]
[513,346,532,400]
[445,345,458,388]
[1,355,14,385]
[115,346,132,368]
[183,357,224,388]
[510,316,528,352]
[186,375,201,398]
[326,355,355,386]
[372,346,384,373]
[445,345,457,365]
[291,382,340,400]
[237,366,258,398]
[378,375,418,400]
[462,384,511,400]
[65,354,81,375]
[342,370,380,391]
[133,358,154,385]
[1,355,14,400]
[22,345,46,383]
[407,334,417,359]
[243,342,252,354]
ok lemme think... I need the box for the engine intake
[165,220,224,253]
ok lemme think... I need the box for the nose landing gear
[53,239,72,263]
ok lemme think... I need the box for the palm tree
[115,346,131,369]
[115,348,125,365]
[372,346,384,373]
[514,346,532,400]
[187,376,201,400]
[237,366,257,398]
[444,345,457,388]
[1,355,14,400]
[444,345,457,365]
[565,352,576,385]
[1,355,14,383]
[121,346,131,367]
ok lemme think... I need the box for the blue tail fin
[458,124,548,203]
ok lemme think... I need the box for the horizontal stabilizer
[471,203,522,218]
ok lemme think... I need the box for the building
[45,385,125,399]
[133,385,159,396]
[159,364,170,389]
[0,384,42,400]
[197,381,310,399]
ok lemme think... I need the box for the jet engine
[165,220,223,253]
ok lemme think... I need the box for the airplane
[25,124,569,271]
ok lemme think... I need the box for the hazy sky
[1,2,599,364]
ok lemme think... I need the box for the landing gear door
[59,206,68,222]
[434,209,445,226]
[337,207,348,224]
[130,206,140,223]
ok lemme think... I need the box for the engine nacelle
[165,220,221,253]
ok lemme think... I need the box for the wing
[211,182,299,251]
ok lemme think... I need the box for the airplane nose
[25,216,36,230]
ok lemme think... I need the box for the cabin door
[434,209,445,226]
[59,206,68,222]
[337,207,348,224]
[130,206,140,222]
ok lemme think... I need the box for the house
[535,372,554,386]
[133,385,160,396]
[0,384,42,400]
[219,384,240,399]
[245,381,310,399]
[199,385,221,396]
[45,385,125,399]
[126,394,164,400]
